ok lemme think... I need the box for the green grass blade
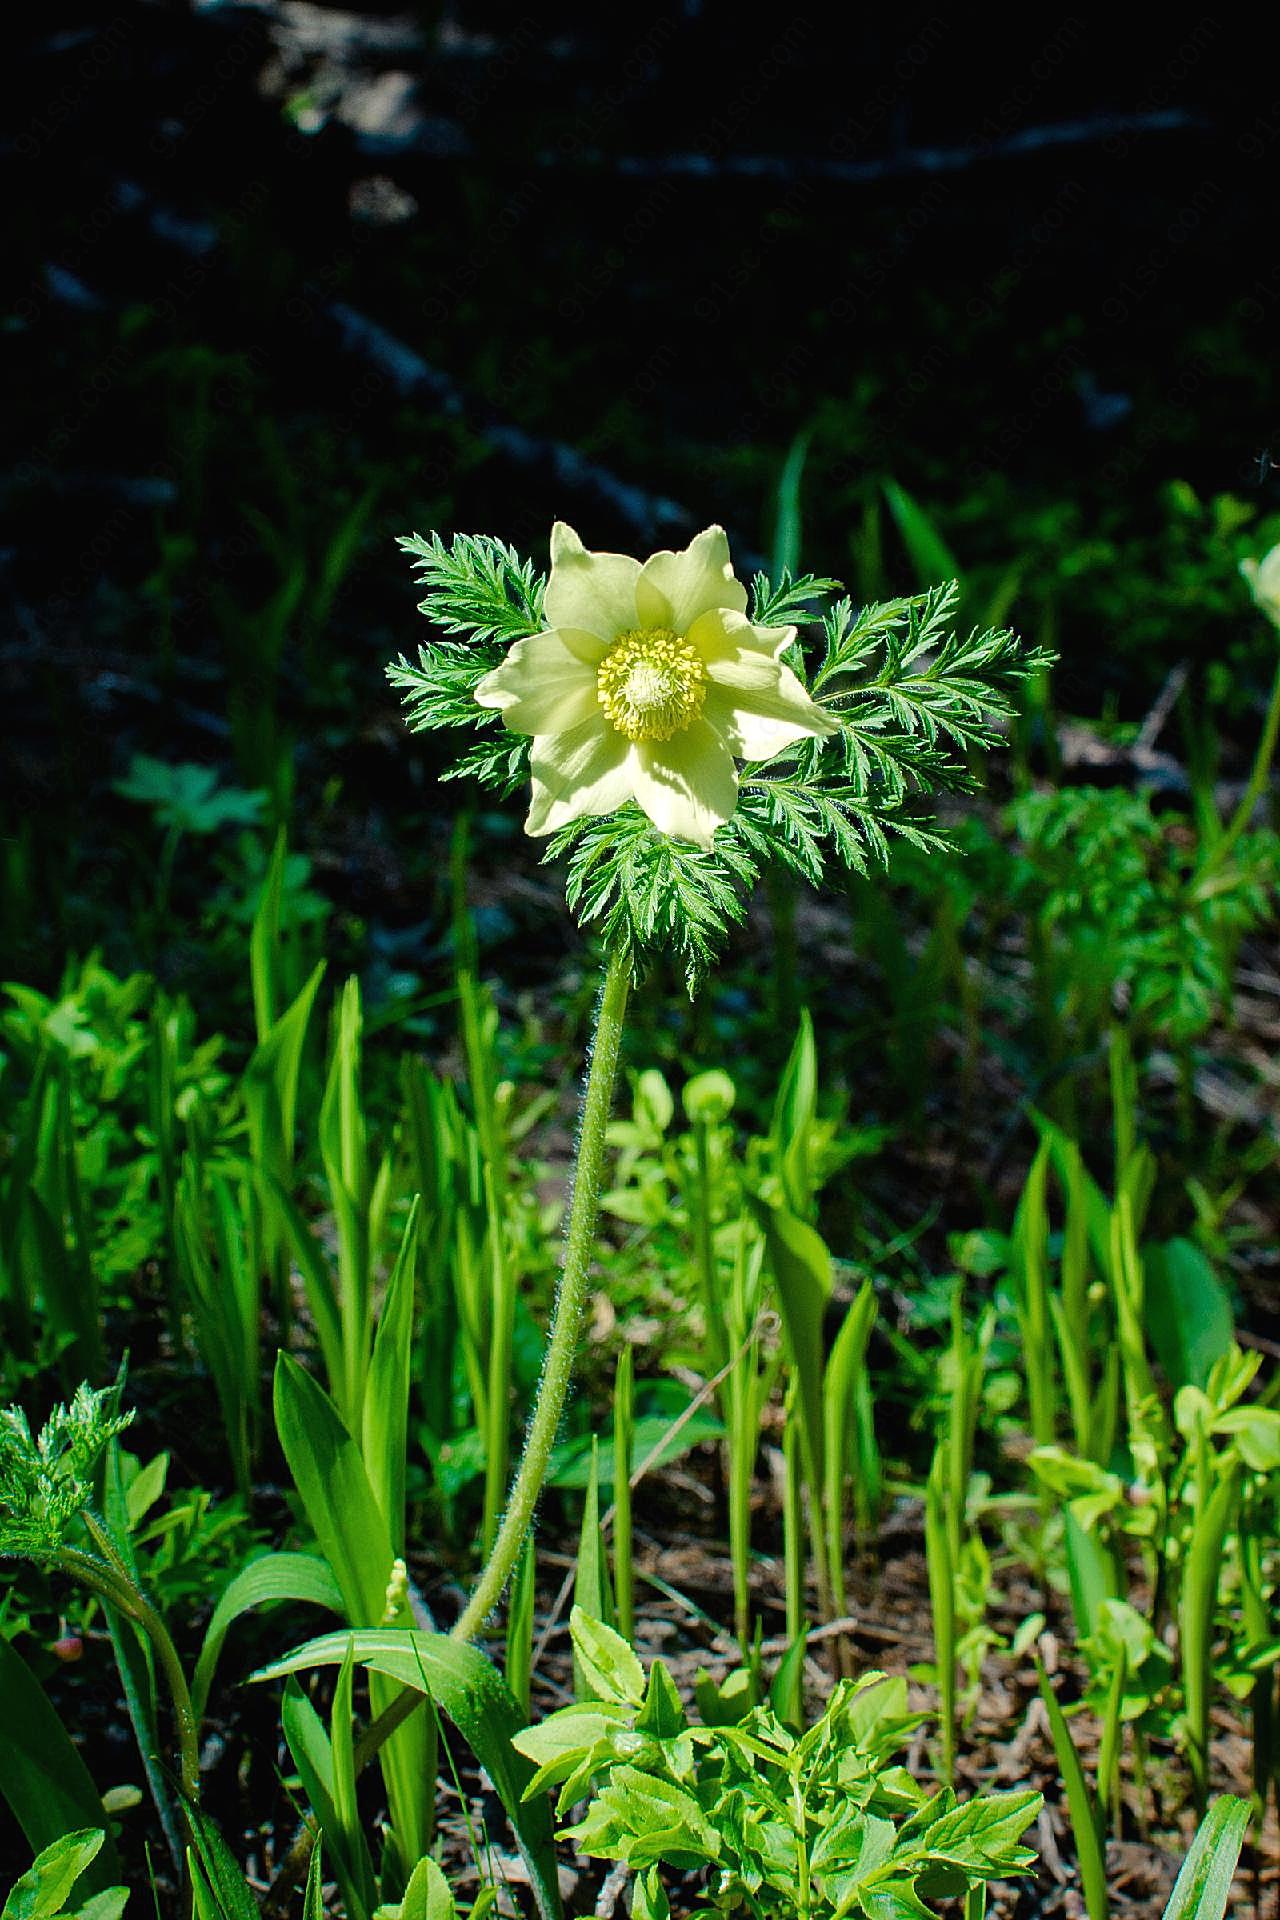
[274,1352,394,1625]
[770,427,812,581]
[362,1197,421,1556]
[882,477,962,588]
[254,1631,561,1920]
[281,1680,375,1920]
[1162,1797,1250,1920]
[1181,1463,1240,1811]
[506,1534,536,1721]
[823,1279,876,1618]
[573,1439,614,1700]
[924,1445,956,1789]
[192,1551,343,1725]
[613,1347,635,1645]
[1035,1658,1108,1920]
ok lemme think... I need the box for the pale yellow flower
[1241,544,1280,629]
[475,523,837,848]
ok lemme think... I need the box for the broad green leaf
[62,1888,127,1920]
[397,1855,456,1920]
[273,1355,431,1878]
[769,1631,808,1730]
[0,1639,121,1895]
[1063,1508,1122,1643]
[916,1789,1042,1870]
[1144,1240,1234,1393]
[1181,1465,1240,1805]
[254,1630,561,1920]
[511,1706,629,1792]
[568,1606,644,1708]
[547,1399,723,1489]
[2,1830,104,1920]
[302,1840,325,1920]
[769,1012,818,1217]
[1163,1797,1250,1920]
[192,1551,343,1723]
[264,1180,343,1394]
[243,957,326,1182]
[635,1661,687,1741]
[273,1353,394,1626]
[100,1444,179,1866]
[566,1765,720,1868]
[749,1191,831,1495]
[1213,1406,1280,1473]
[332,1646,377,1920]
[861,1884,934,1920]
[770,426,812,582]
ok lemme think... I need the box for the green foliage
[544,579,1051,988]
[1006,784,1278,1045]
[514,1610,1040,1920]
[0,1386,133,1558]
[749,568,840,627]
[814,581,1053,765]
[398,532,546,645]
[0,1642,123,1895]
[256,1627,563,1920]
[1,1830,126,1920]
[113,759,266,838]
[549,803,759,993]
[389,533,1052,988]
[387,533,546,792]
[1164,1797,1250,1920]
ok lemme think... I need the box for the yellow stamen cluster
[596,628,707,742]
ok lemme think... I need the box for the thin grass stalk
[690,1113,729,1375]
[1013,1143,1055,1449]
[506,1535,536,1719]
[481,1164,516,1558]
[613,1346,635,1644]
[924,1444,956,1787]
[1181,1459,1239,1814]
[782,1386,806,1729]
[1240,1496,1276,1819]
[823,1281,876,1636]
[1035,1656,1109,1920]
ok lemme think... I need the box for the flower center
[596,628,706,742]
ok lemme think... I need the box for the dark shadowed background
[4,4,1277,1037]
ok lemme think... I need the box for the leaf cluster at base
[512,1608,1041,1920]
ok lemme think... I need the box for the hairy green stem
[61,1543,200,1805]
[451,943,631,1643]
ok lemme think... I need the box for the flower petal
[688,606,797,662]
[637,525,748,634]
[702,651,838,760]
[475,630,602,736]
[702,683,825,761]
[632,720,738,849]
[544,522,643,640]
[525,716,634,836]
